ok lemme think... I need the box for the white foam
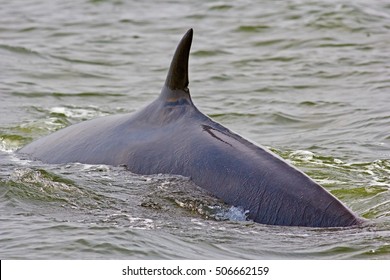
[50,106,105,120]
[0,137,22,153]
[213,205,249,222]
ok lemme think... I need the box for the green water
[1,0,389,259]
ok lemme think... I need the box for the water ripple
[1,0,390,259]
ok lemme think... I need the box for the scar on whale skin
[18,29,363,227]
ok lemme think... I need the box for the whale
[19,29,363,227]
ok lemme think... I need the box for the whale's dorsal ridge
[18,28,362,228]
[164,28,193,92]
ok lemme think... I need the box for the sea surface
[1,0,390,259]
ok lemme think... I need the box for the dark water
[1,0,390,259]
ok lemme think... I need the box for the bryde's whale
[19,29,363,227]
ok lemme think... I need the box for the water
[1,0,390,259]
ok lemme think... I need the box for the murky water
[1,0,390,259]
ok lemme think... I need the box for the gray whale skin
[19,29,363,227]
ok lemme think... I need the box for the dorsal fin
[164,29,193,91]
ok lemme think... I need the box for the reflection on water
[0,0,389,259]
